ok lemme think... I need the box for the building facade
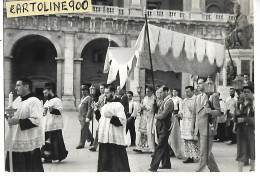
[3,0,254,110]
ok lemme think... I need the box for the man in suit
[149,86,174,172]
[243,73,253,88]
[76,85,94,149]
[126,91,137,146]
[117,86,129,114]
[194,78,221,172]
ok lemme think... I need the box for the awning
[104,24,225,88]
[104,47,135,87]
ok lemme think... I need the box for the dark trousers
[215,123,227,141]
[150,132,171,170]
[126,119,136,146]
[226,121,236,143]
[78,120,94,146]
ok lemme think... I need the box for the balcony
[90,5,237,23]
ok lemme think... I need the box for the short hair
[18,78,32,91]
[44,83,56,93]
[81,84,90,93]
[234,3,241,9]
[185,86,194,91]
[230,87,235,91]
[100,83,106,87]
[146,85,154,92]
[105,84,116,93]
[242,86,253,93]
[162,86,169,92]
[197,77,207,83]
[127,91,133,96]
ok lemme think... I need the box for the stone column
[74,58,83,109]
[183,0,192,12]
[55,57,64,98]
[250,60,253,82]
[130,0,142,16]
[249,0,254,23]
[62,32,76,111]
[124,0,130,7]
[4,56,13,99]
[190,0,203,20]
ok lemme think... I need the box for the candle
[8,92,13,108]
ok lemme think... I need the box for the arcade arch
[10,35,58,100]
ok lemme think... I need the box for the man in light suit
[149,86,174,172]
[76,85,94,149]
[194,78,221,172]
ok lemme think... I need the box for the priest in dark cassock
[97,85,130,172]
[41,86,68,163]
[5,78,45,172]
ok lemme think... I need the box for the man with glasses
[194,78,221,172]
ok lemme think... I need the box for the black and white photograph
[1,0,258,173]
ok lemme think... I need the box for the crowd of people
[4,74,255,172]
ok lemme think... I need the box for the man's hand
[5,113,14,119]
[8,118,19,126]
[174,114,182,120]
[43,108,48,116]
[205,108,212,114]
[141,105,147,111]
[85,118,90,123]
[48,106,54,113]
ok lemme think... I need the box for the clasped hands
[5,112,19,126]
[43,106,54,116]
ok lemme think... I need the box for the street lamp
[136,86,142,103]
[89,85,96,135]
[232,75,243,95]
[90,85,96,96]
[205,76,215,96]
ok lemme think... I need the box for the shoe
[159,166,171,169]
[89,148,96,152]
[133,149,142,153]
[230,141,236,144]
[170,152,175,157]
[129,144,136,147]
[183,157,194,163]
[90,140,94,146]
[148,168,157,172]
[43,159,52,163]
[76,145,84,149]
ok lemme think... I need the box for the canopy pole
[144,12,156,95]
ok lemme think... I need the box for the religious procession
[3,0,255,173]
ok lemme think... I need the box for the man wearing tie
[76,85,94,149]
[194,78,221,172]
[126,91,137,146]
[149,86,174,172]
